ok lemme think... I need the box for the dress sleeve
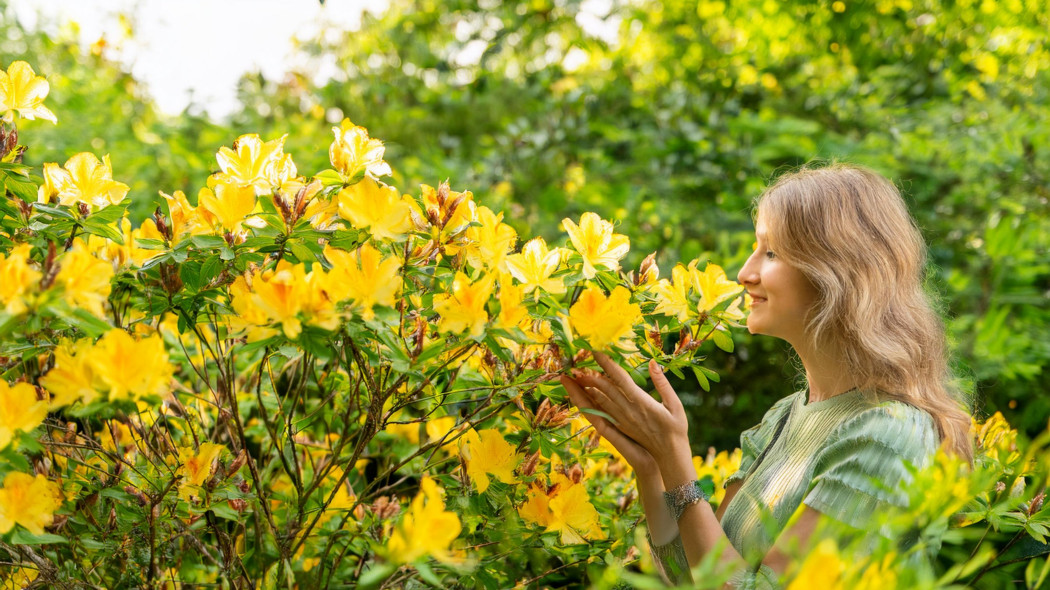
[646,531,690,585]
[803,402,939,535]
[724,393,800,487]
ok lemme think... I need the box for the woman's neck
[793,336,862,403]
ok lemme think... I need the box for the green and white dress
[651,389,940,587]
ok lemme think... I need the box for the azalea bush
[2,59,1049,589]
[0,59,751,588]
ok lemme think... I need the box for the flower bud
[520,451,541,477]
[0,123,17,159]
[154,206,172,242]
[1029,491,1045,516]
[124,485,149,506]
[635,252,659,286]
[567,463,584,484]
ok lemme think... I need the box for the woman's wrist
[656,440,698,489]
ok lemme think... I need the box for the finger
[591,350,640,394]
[649,359,684,416]
[584,385,632,427]
[561,376,612,432]
[575,370,662,413]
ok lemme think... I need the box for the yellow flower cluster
[0,61,56,123]
[177,442,227,501]
[38,153,129,211]
[0,381,47,450]
[518,470,606,545]
[651,261,745,321]
[387,477,462,564]
[40,330,175,406]
[692,447,743,505]
[459,428,520,493]
[0,472,63,536]
[0,240,113,319]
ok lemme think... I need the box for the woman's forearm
[635,466,677,545]
[658,443,747,568]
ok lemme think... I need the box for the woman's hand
[569,351,692,473]
[561,373,659,476]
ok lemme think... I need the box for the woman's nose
[737,254,758,286]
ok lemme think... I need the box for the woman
[561,164,973,587]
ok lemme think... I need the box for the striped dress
[653,389,940,587]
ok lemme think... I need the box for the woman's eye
[765,250,776,260]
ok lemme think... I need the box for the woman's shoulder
[738,391,803,450]
[826,395,940,463]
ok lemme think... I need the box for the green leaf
[414,561,443,587]
[579,407,619,426]
[692,366,710,391]
[81,219,124,244]
[357,563,396,590]
[190,235,227,249]
[200,255,224,286]
[135,237,168,250]
[87,203,128,225]
[711,329,734,353]
[2,170,39,202]
[10,529,68,545]
[32,203,75,220]
[315,169,346,187]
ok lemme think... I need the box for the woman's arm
[566,352,824,579]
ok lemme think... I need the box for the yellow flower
[425,416,458,453]
[569,286,641,351]
[86,217,163,270]
[324,243,402,320]
[0,243,41,316]
[161,190,211,243]
[387,477,462,564]
[505,237,565,296]
[329,119,392,179]
[495,272,528,329]
[459,429,520,493]
[0,472,63,535]
[851,553,898,590]
[197,177,258,234]
[463,206,517,271]
[651,263,693,322]
[177,442,226,501]
[213,133,296,194]
[0,381,47,450]
[38,153,129,210]
[692,448,742,505]
[0,61,56,123]
[562,212,630,279]
[41,338,99,407]
[421,182,477,238]
[250,262,307,339]
[228,275,279,342]
[300,267,341,333]
[786,539,845,590]
[433,272,493,338]
[546,473,605,544]
[89,330,174,401]
[52,240,113,318]
[691,263,743,313]
[975,412,1019,464]
[518,484,552,527]
[336,177,417,241]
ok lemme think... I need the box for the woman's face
[736,214,820,346]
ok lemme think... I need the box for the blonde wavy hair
[757,163,973,462]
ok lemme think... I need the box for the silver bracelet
[663,477,713,521]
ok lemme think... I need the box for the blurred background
[2,0,1047,451]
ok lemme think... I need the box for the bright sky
[9,0,389,118]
